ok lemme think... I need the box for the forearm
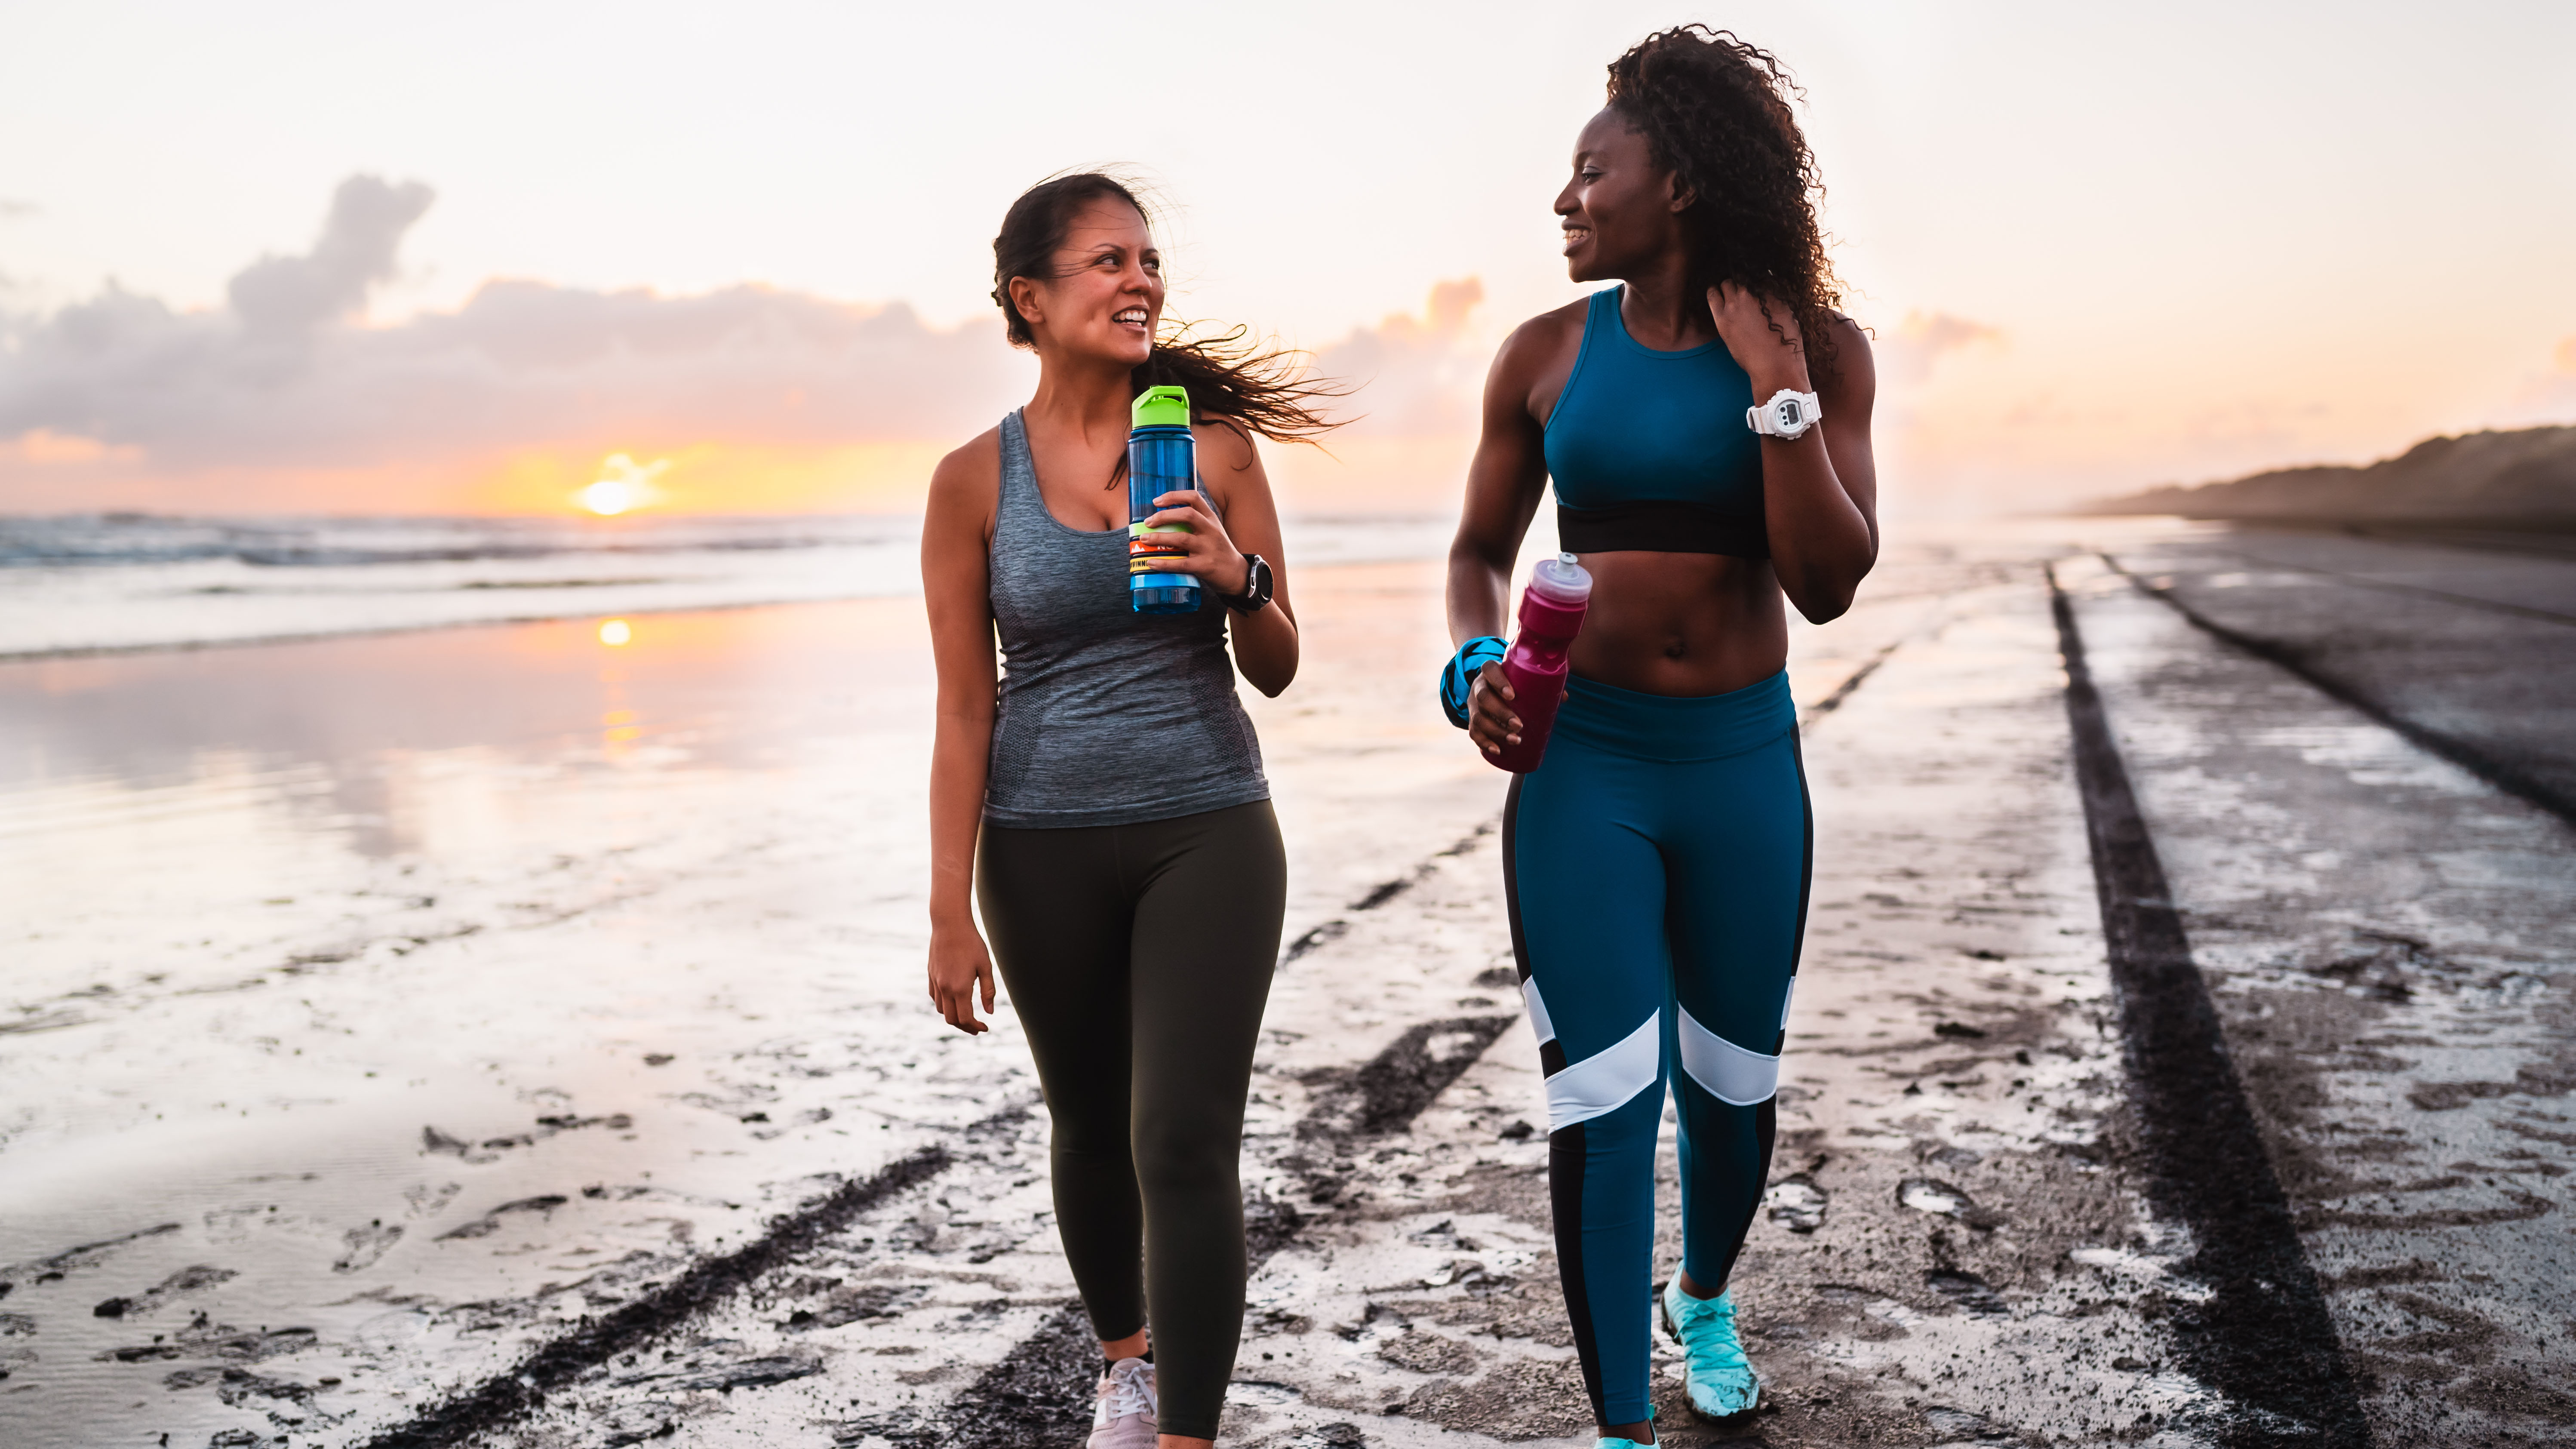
[926,711,993,927]
[1446,541,1513,645]
[1733,310,1878,621]
[1230,603,1298,697]
[1759,436,1875,621]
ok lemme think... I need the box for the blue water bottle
[1127,385,1200,614]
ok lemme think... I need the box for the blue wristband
[1441,637,1509,729]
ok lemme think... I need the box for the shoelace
[1675,1295,1751,1375]
[1097,1362,1157,1423]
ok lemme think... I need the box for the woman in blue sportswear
[1442,27,1877,1445]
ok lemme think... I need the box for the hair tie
[1440,637,1509,729]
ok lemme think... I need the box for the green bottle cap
[1131,385,1191,428]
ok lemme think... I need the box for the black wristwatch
[1220,553,1273,613]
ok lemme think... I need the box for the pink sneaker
[1087,1356,1158,1448]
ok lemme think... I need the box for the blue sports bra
[1543,286,1768,558]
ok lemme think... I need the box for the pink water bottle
[1488,553,1593,774]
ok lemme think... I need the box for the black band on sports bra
[1557,501,1770,560]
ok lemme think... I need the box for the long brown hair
[991,172,1342,444]
[1605,27,1847,380]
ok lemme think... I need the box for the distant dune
[2087,425,2576,526]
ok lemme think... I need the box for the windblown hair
[991,172,1342,445]
[1605,26,1847,379]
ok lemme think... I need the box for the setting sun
[578,454,670,516]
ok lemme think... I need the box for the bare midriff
[1567,550,1788,698]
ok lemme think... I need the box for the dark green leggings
[976,799,1285,1440]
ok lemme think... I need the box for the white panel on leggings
[1521,977,1557,1045]
[1779,976,1797,1031]
[1676,1005,1780,1106]
[1542,1014,1660,1132]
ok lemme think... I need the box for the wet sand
[3,521,2570,1447]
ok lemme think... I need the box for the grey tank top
[984,409,1268,828]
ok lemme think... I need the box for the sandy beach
[3,519,2572,1448]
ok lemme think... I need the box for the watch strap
[1745,389,1822,439]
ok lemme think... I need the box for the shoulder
[925,426,1003,532]
[1819,314,1875,398]
[1192,418,1259,474]
[1496,297,1590,366]
[929,427,1002,500]
[1483,297,1591,402]
[1191,418,1266,513]
[1479,296,1594,428]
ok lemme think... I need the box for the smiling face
[1007,197,1163,368]
[1554,107,1691,284]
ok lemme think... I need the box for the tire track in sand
[2049,563,2370,1448]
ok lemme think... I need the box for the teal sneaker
[1660,1274,1759,1417]
[1596,1440,1653,1448]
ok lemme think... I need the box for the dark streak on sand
[0,1222,183,1281]
[2049,564,2372,1448]
[1296,1016,1519,1141]
[1282,824,1496,966]
[2100,551,2576,830]
[1348,826,1486,914]
[1279,919,1349,966]
[357,1144,956,1448]
[1801,638,1902,722]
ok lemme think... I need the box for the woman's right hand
[1467,661,1522,759]
[928,920,997,1035]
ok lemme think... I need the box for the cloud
[228,175,432,340]
[0,175,1033,510]
[1873,310,2002,387]
[1307,277,1488,437]
[2499,333,2576,428]
[9,428,141,464]
[1260,279,1492,512]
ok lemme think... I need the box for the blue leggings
[1502,670,1810,1426]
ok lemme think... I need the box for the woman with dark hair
[920,173,1333,1448]
[1442,28,1877,1445]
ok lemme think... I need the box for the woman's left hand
[1140,487,1253,597]
[1707,281,1812,397]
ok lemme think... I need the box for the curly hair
[991,172,1343,445]
[1605,26,1847,380]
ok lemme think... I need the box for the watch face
[1773,398,1806,429]
[1227,555,1271,611]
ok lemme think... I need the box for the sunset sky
[4,0,2572,517]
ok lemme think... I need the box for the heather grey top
[983,409,1268,828]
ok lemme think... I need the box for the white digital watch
[1746,389,1822,441]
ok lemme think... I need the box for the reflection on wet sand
[0,600,926,857]
[0,594,971,1446]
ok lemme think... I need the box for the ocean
[0,510,1472,658]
